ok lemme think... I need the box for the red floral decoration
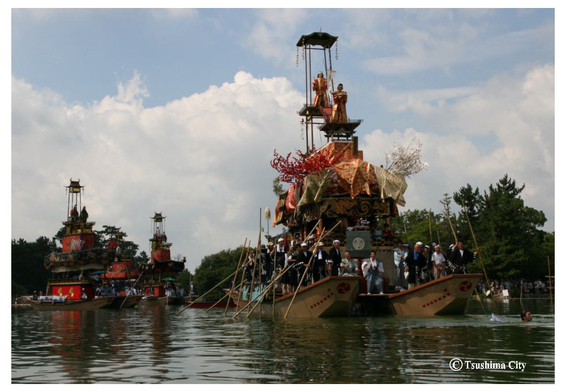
[271,146,342,185]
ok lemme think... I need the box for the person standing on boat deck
[421,245,432,284]
[449,241,474,273]
[282,245,296,294]
[312,242,328,282]
[340,252,358,276]
[404,244,426,290]
[265,242,275,281]
[431,245,446,280]
[393,240,407,289]
[328,239,342,276]
[275,238,287,267]
[296,243,312,287]
[361,251,385,294]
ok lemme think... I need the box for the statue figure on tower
[331,83,348,123]
[312,72,329,108]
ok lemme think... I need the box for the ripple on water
[11,303,554,383]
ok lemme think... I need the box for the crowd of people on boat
[241,235,482,296]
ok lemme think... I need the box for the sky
[9,5,557,274]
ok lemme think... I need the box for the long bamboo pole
[547,256,554,313]
[461,205,498,314]
[175,265,245,316]
[247,209,263,317]
[233,262,296,319]
[428,209,433,245]
[234,249,254,314]
[206,280,246,313]
[224,239,249,315]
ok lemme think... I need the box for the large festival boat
[138,213,188,305]
[264,31,480,317]
[32,179,116,311]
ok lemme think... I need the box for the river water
[12,299,554,383]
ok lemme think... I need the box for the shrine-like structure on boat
[139,212,186,300]
[43,179,115,300]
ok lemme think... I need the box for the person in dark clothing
[296,243,312,287]
[449,241,475,273]
[328,239,342,277]
[404,243,427,289]
[312,242,328,282]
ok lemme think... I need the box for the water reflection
[12,299,554,383]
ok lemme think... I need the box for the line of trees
[389,174,554,279]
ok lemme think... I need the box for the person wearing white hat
[328,239,342,276]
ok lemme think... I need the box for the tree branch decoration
[271,146,342,185]
[385,138,428,177]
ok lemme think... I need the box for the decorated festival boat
[265,31,480,317]
[138,213,188,305]
[32,179,116,311]
[102,229,143,308]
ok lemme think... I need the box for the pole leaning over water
[175,265,245,316]
[460,204,498,315]
[224,238,249,316]
[284,221,341,320]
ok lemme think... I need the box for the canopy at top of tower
[296,32,338,48]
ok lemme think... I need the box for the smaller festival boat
[353,273,484,316]
[138,213,187,305]
[29,296,113,311]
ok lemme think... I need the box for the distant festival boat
[37,179,116,311]
[102,229,143,308]
[138,213,188,305]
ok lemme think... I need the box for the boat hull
[104,295,143,309]
[29,297,114,311]
[167,296,191,305]
[227,276,361,318]
[353,274,483,316]
[138,296,168,306]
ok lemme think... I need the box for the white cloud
[12,71,303,272]
[363,18,553,76]
[243,9,309,64]
[364,64,554,230]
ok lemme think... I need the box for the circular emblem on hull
[352,237,365,250]
[337,283,351,294]
[459,281,472,291]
